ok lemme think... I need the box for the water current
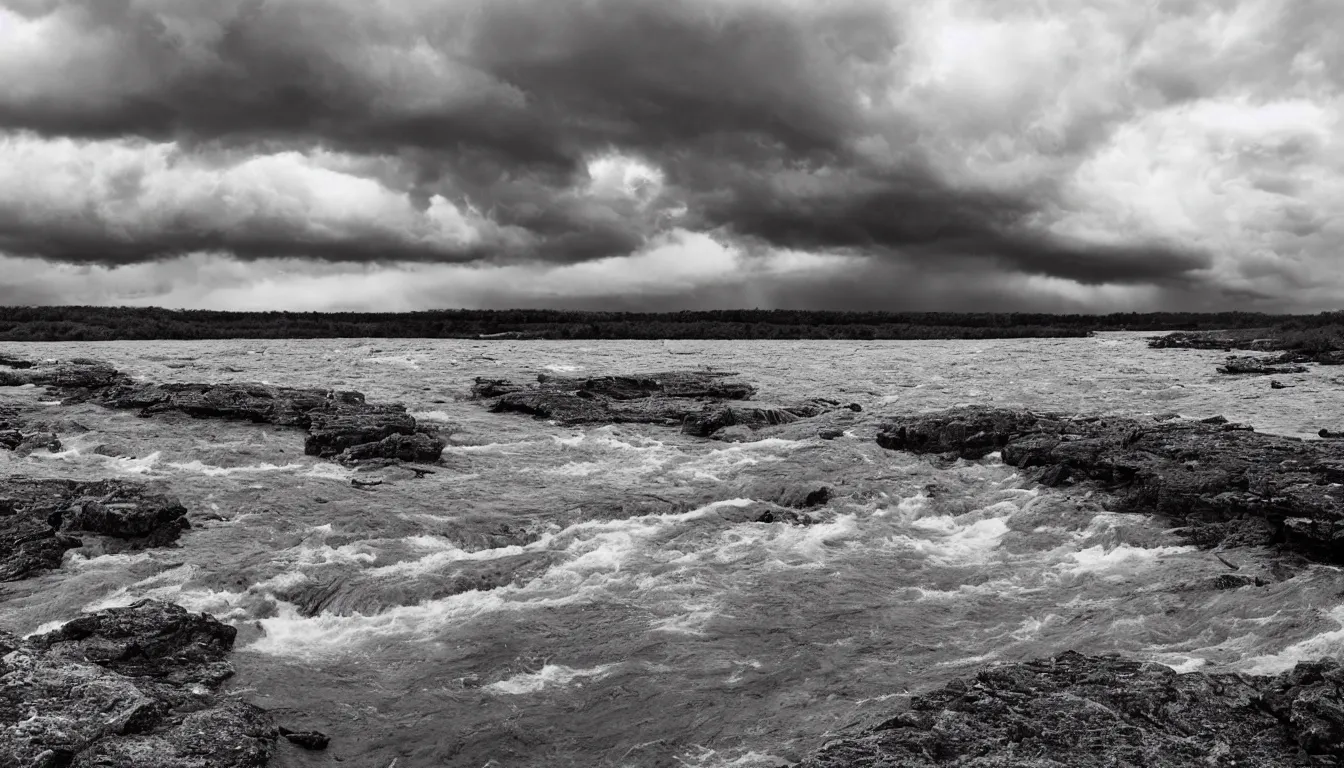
[2,333,1343,767]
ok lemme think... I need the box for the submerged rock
[0,600,276,767]
[0,477,190,581]
[797,651,1344,768]
[278,727,330,750]
[876,406,1344,562]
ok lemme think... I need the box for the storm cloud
[0,0,1340,309]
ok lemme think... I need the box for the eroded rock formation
[798,651,1344,768]
[0,356,444,465]
[876,406,1344,561]
[473,371,852,439]
[0,600,277,767]
[0,477,190,581]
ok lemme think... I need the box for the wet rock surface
[0,477,190,581]
[877,406,1344,562]
[473,371,847,438]
[0,600,277,768]
[1219,354,1309,375]
[797,651,1344,768]
[0,356,444,465]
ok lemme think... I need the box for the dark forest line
[0,306,1337,341]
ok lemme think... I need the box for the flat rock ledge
[0,357,444,465]
[798,651,1344,768]
[1219,354,1310,375]
[876,407,1344,562]
[472,371,855,439]
[1,477,190,582]
[1,599,277,768]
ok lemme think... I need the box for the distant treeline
[0,307,1334,342]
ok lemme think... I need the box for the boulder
[336,431,447,464]
[796,651,1344,768]
[0,600,277,767]
[0,477,190,581]
[681,403,829,438]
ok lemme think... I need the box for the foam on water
[167,460,309,476]
[485,663,617,695]
[1243,605,1344,674]
[1064,544,1196,575]
[411,410,455,423]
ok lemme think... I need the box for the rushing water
[2,334,1344,767]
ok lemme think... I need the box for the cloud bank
[0,0,1340,310]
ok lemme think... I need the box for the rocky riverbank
[0,600,281,767]
[797,651,1344,767]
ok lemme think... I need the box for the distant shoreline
[0,307,1333,342]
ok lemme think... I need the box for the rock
[0,600,277,767]
[1271,379,1289,389]
[337,432,447,464]
[0,353,33,369]
[796,651,1344,768]
[475,371,843,438]
[818,428,845,440]
[304,404,416,458]
[0,429,21,450]
[0,477,190,581]
[1147,331,1241,350]
[30,600,237,686]
[876,407,1046,460]
[13,432,61,455]
[1218,355,1308,375]
[0,359,442,466]
[278,727,330,750]
[876,407,1344,562]
[714,501,815,526]
[682,403,830,437]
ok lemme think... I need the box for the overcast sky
[0,0,1339,312]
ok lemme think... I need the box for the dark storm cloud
[685,162,1211,285]
[0,0,865,164]
[0,0,1336,308]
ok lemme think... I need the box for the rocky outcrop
[1147,331,1247,350]
[1,600,277,767]
[797,651,1344,768]
[876,407,1344,561]
[0,358,444,465]
[1218,354,1309,375]
[0,477,190,581]
[474,371,849,439]
[1149,332,1344,367]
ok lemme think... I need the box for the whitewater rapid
[1,334,1343,767]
